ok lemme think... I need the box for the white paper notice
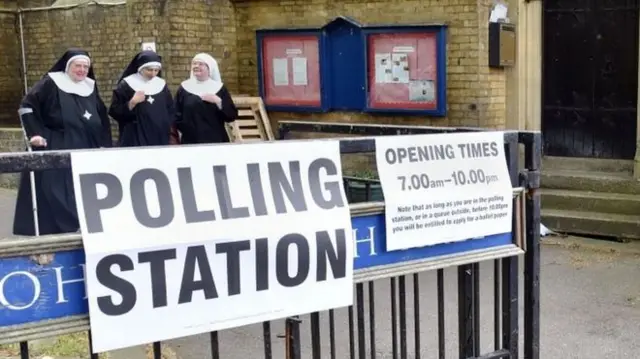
[409,80,435,102]
[391,53,409,84]
[292,57,308,86]
[374,53,392,83]
[273,58,289,86]
[375,132,513,251]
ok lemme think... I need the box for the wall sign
[70,141,353,352]
[375,131,513,251]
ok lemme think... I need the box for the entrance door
[543,0,639,159]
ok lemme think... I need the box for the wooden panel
[225,96,275,143]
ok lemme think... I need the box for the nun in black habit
[109,51,178,146]
[175,53,238,144]
[13,48,113,236]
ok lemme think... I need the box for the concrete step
[541,189,640,216]
[541,209,640,240]
[542,156,633,174]
[541,169,640,194]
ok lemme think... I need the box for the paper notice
[391,53,409,84]
[273,58,289,86]
[409,80,436,102]
[374,53,392,84]
[292,57,308,86]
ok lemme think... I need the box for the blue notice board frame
[256,28,327,113]
[0,211,517,329]
[362,25,448,117]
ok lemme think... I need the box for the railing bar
[262,322,272,359]
[153,341,162,359]
[356,283,366,359]
[458,265,474,358]
[467,348,511,359]
[310,312,321,359]
[413,273,421,359]
[19,341,29,359]
[88,330,99,359]
[437,269,445,359]
[368,281,376,359]
[399,276,408,359]
[348,306,356,359]
[328,309,337,359]
[209,332,219,359]
[493,259,502,350]
[473,263,481,357]
[390,277,398,359]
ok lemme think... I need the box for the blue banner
[0,213,511,328]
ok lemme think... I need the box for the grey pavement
[0,188,638,359]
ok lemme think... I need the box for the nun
[174,53,238,144]
[109,50,178,146]
[13,48,112,236]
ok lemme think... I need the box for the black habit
[13,48,113,236]
[175,76,238,144]
[109,51,176,147]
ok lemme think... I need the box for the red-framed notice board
[259,33,322,108]
[365,30,445,114]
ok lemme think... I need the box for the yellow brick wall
[235,0,507,130]
[0,0,238,129]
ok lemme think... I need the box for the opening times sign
[70,141,353,353]
[375,132,513,251]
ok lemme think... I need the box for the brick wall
[0,0,238,129]
[235,0,507,129]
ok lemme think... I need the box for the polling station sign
[375,131,513,251]
[70,140,354,353]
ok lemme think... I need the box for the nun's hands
[29,136,47,148]
[201,94,222,106]
[128,91,146,110]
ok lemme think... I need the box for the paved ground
[1,188,639,359]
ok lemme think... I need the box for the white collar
[181,78,223,96]
[48,71,95,97]
[123,73,166,96]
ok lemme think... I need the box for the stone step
[541,170,640,194]
[542,156,633,174]
[541,209,640,240]
[541,189,640,216]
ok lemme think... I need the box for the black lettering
[384,148,397,164]
[213,165,250,219]
[178,245,218,304]
[216,240,251,296]
[276,233,310,287]
[268,161,307,214]
[490,141,499,156]
[95,254,136,316]
[247,163,268,216]
[178,167,216,223]
[130,169,174,228]
[78,173,123,233]
[316,229,347,281]
[470,143,482,158]
[255,238,269,291]
[308,158,345,209]
[396,147,408,162]
[138,249,177,308]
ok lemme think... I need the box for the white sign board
[375,132,513,251]
[71,141,354,353]
[141,41,156,52]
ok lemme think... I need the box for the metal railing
[0,121,541,359]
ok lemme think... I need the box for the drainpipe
[18,10,27,95]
